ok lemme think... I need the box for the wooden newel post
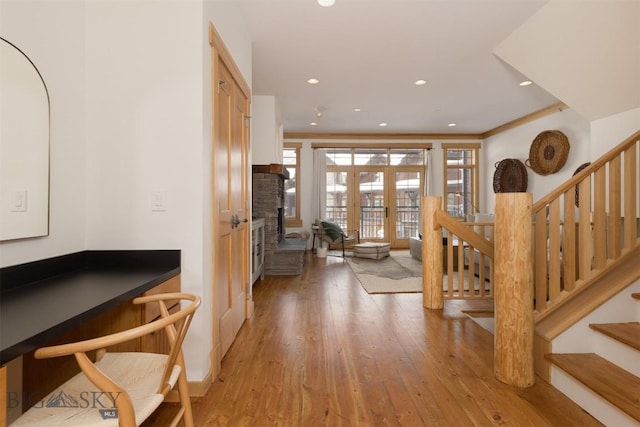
[494,193,535,387]
[422,196,443,309]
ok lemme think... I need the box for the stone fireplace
[252,163,287,249]
[252,164,306,275]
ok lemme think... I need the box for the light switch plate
[12,190,27,212]
[151,190,167,212]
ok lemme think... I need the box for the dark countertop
[0,250,180,365]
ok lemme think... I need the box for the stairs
[545,291,640,426]
[545,353,640,422]
[589,322,640,351]
[529,131,640,425]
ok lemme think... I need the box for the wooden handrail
[531,129,639,319]
[424,197,496,304]
[533,130,640,211]
[435,211,494,257]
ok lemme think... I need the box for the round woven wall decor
[573,162,590,207]
[493,158,528,193]
[525,130,570,175]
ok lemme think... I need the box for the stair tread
[545,353,640,422]
[589,322,640,351]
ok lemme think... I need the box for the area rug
[345,251,422,293]
[346,251,486,295]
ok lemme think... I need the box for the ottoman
[353,242,391,260]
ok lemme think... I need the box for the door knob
[231,215,248,228]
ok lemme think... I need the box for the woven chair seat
[12,352,180,426]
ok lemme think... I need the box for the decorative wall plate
[493,158,528,193]
[525,130,570,175]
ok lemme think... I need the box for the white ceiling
[236,0,561,135]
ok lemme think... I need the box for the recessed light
[310,122,318,126]
[414,79,427,86]
[519,80,533,86]
[379,123,388,127]
[317,0,335,7]
[353,108,361,112]
[307,78,319,85]
[448,123,457,127]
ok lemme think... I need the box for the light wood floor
[146,252,602,426]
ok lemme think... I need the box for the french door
[326,166,423,248]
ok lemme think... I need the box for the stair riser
[551,367,640,427]
[594,332,640,376]
[549,282,640,424]
[554,281,640,353]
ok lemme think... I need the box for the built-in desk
[0,250,181,426]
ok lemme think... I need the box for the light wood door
[355,166,388,242]
[390,167,423,248]
[215,61,250,358]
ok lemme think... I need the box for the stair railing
[531,130,639,321]
[437,213,494,299]
[421,129,639,388]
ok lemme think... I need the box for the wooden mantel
[252,164,290,179]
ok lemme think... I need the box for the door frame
[209,21,251,380]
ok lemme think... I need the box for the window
[442,144,480,219]
[283,143,302,227]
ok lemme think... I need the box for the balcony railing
[325,205,420,240]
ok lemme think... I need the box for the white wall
[484,107,639,214]
[251,95,284,165]
[591,108,640,158]
[204,1,253,87]
[83,0,210,379]
[0,0,87,267]
[494,0,640,122]
[483,108,591,212]
[84,2,203,251]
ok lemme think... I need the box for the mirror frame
[0,37,51,241]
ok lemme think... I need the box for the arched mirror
[0,38,50,240]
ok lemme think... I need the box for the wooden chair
[317,219,359,257]
[11,292,201,427]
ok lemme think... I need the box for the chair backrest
[132,293,200,394]
[34,293,200,360]
[25,293,201,426]
[319,220,345,242]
